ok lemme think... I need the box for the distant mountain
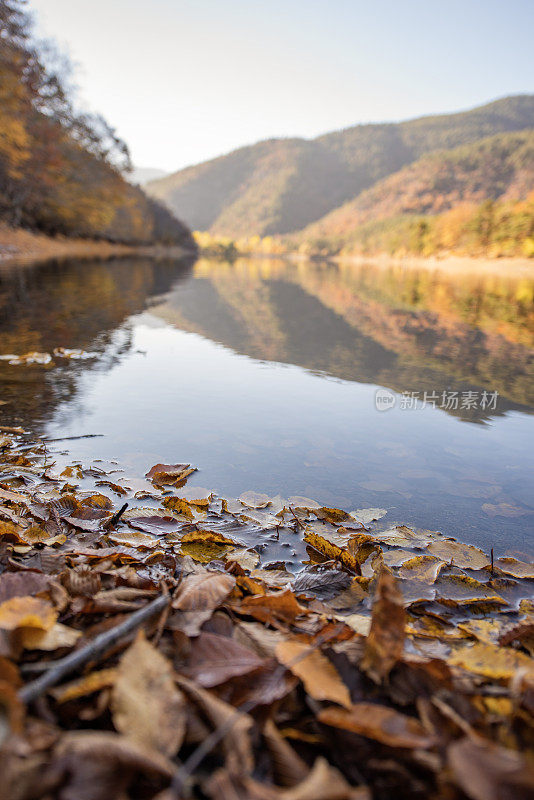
[129,167,169,186]
[146,95,534,237]
[297,131,534,244]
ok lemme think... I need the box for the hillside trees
[0,0,193,246]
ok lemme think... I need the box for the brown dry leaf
[319,703,435,749]
[0,571,51,602]
[361,570,405,683]
[447,641,534,680]
[176,672,254,774]
[427,539,490,569]
[62,566,101,597]
[18,622,81,651]
[304,529,361,574]
[112,629,186,757]
[279,756,370,800]
[495,557,534,579]
[262,718,309,787]
[52,668,117,703]
[448,736,534,800]
[172,571,235,635]
[0,596,56,631]
[275,639,351,708]
[397,555,446,583]
[49,731,174,798]
[82,493,114,509]
[238,589,308,626]
[187,630,265,687]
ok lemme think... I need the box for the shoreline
[0,224,196,266]
[2,427,533,798]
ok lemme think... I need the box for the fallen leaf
[186,631,265,686]
[361,570,405,683]
[319,703,435,749]
[146,463,196,485]
[112,630,186,756]
[495,557,534,579]
[0,596,56,631]
[397,555,446,584]
[448,641,534,680]
[304,529,361,574]
[172,571,235,635]
[239,490,272,509]
[18,622,81,651]
[448,736,534,800]
[275,639,351,708]
[427,539,490,569]
[52,668,117,703]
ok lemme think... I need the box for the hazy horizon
[31,0,534,173]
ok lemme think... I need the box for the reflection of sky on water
[1,256,533,555]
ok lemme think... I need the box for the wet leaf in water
[427,539,491,569]
[239,491,272,509]
[145,462,196,486]
[127,515,182,536]
[495,557,534,579]
[482,502,531,517]
[397,555,446,584]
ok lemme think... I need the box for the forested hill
[0,0,194,248]
[146,95,534,238]
[297,131,534,242]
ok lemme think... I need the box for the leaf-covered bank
[0,429,533,799]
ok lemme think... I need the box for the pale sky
[30,0,534,173]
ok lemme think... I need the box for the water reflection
[0,255,532,553]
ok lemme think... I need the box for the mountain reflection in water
[0,255,532,554]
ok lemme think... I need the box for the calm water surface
[1,255,533,555]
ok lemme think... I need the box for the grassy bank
[0,224,196,264]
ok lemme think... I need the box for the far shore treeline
[0,0,194,248]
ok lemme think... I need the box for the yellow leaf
[0,596,57,631]
[275,640,351,709]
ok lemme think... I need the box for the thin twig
[288,506,305,530]
[104,502,129,528]
[18,593,169,705]
[43,434,105,442]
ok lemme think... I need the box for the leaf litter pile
[0,428,533,799]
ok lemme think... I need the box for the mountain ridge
[146,95,534,238]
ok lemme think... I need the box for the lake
[1,254,533,556]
